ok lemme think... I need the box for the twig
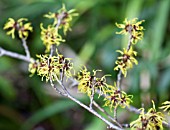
[117,71,122,91]
[50,44,55,57]
[55,78,123,130]
[126,105,141,114]
[0,47,31,62]
[49,11,65,57]
[21,38,31,59]
[163,121,170,128]
[54,74,69,95]
[121,124,130,128]
[89,85,95,109]
[116,33,132,91]
[93,101,122,128]
[89,77,96,109]
[55,11,65,30]
[53,72,123,129]
[60,70,65,83]
[115,31,133,118]
[49,76,66,96]
[69,77,79,88]
[127,34,132,51]
[67,94,123,130]
[114,107,118,121]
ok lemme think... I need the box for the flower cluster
[44,4,78,35]
[114,47,138,77]
[130,101,164,130]
[116,18,145,44]
[76,67,108,97]
[4,18,33,39]
[159,101,170,114]
[103,83,133,111]
[28,58,39,76]
[28,50,73,82]
[41,4,78,53]
[40,24,65,52]
[114,18,144,77]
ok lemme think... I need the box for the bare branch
[163,121,170,128]
[89,86,95,109]
[93,101,122,128]
[21,38,31,59]
[114,107,118,121]
[55,11,65,30]
[89,77,96,109]
[115,32,133,119]
[117,71,122,91]
[50,44,56,57]
[54,74,69,95]
[0,47,31,62]
[121,124,130,128]
[67,93,123,130]
[126,105,141,114]
[60,71,65,83]
[127,34,132,51]
[54,74,123,130]
[49,76,66,96]
[116,33,132,91]
[49,11,65,57]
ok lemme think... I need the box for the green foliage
[21,100,76,130]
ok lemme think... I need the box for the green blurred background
[0,0,169,130]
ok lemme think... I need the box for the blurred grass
[0,76,16,100]
[21,100,76,130]
[0,0,170,129]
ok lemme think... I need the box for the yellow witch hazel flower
[44,4,78,35]
[103,82,133,111]
[131,31,144,44]
[115,18,145,35]
[36,54,60,82]
[130,101,165,130]
[28,49,73,82]
[56,50,73,79]
[40,23,65,52]
[116,18,145,45]
[159,101,170,114]
[4,18,33,39]
[114,47,138,77]
[76,66,109,97]
[28,58,39,76]
[77,67,92,96]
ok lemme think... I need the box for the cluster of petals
[131,101,164,130]
[44,4,78,35]
[116,18,145,44]
[28,50,73,82]
[114,47,138,77]
[104,83,133,111]
[77,67,108,97]
[40,24,65,52]
[4,18,33,39]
